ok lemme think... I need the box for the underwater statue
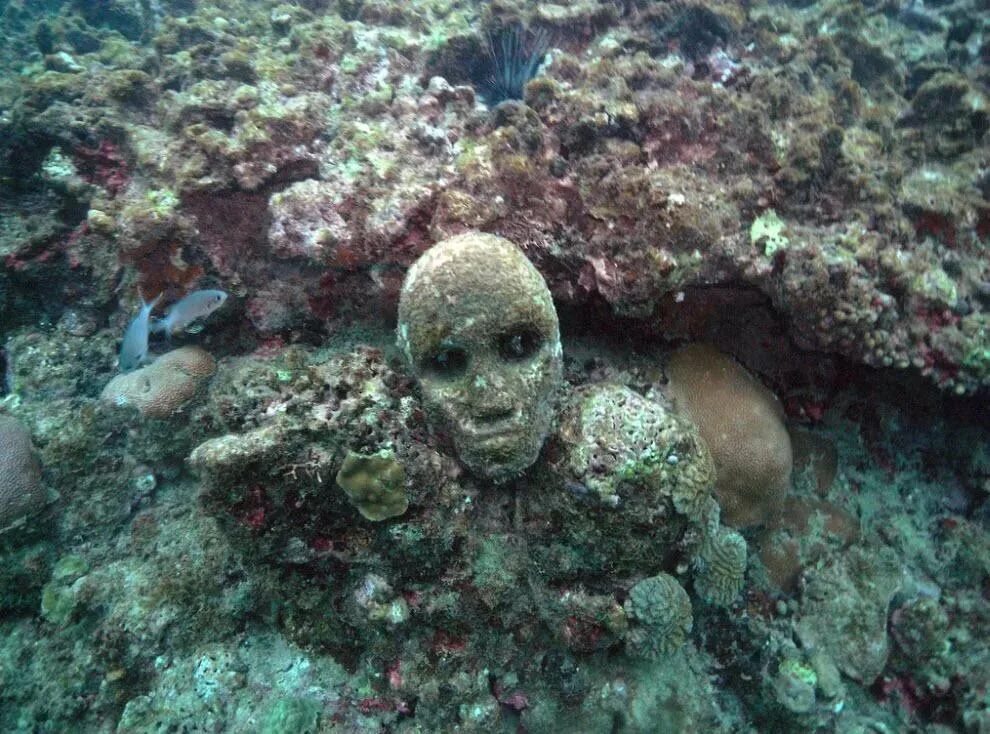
[397,231,563,483]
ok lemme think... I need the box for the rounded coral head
[666,343,793,528]
[397,232,562,483]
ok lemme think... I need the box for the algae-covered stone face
[398,232,562,482]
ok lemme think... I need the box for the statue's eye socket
[424,346,468,378]
[498,328,542,361]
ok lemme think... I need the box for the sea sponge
[335,449,408,521]
[623,572,693,658]
[666,344,793,528]
[101,346,217,419]
[0,415,46,532]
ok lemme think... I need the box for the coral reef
[0,0,987,730]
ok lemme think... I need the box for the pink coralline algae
[73,140,130,197]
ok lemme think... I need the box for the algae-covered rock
[796,545,901,684]
[335,449,408,521]
[40,554,90,626]
[260,697,320,734]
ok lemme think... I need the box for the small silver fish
[152,289,228,336]
[119,294,161,372]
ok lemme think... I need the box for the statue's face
[398,233,562,482]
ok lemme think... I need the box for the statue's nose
[467,371,514,421]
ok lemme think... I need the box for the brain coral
[623,572,693,658]
[101,346,217,419]
[666,344,793,528]
[0,415,46,532]
[694,525,747,606]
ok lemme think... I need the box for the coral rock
[666,344,793,528]
[558,383,714,521]
[101,346,217,419]
[796,546,901,684]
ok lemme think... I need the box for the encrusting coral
[335,449,408,522]
[665,343,793,528]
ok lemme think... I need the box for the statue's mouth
[460,410,524,439]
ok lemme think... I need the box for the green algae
[750,209,789,257]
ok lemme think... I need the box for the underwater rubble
[0,0,988,731]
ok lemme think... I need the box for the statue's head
[397,232,562,482]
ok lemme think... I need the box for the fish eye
[498,327,542,361]
[423,345,468,379]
